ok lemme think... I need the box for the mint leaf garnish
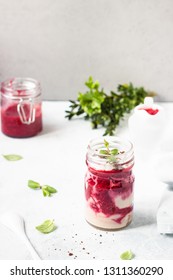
[2,154,23,161]
[108,154,118,164]
[99,139,110,156]
[99,149,109,155]
[36,219,57,234]
[110,148,119,155]
[104,139,109,149]
[28,180,57,196]
[120,250,134,260]
[99,139,120,164]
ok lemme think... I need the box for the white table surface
[0,101,173,260]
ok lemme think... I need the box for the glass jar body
[1,78,42,138]
[84,137,135,230]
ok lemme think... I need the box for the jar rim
[1,77,41,99]
[86,136,134,169]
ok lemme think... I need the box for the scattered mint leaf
[2,154,23,161]
[42,185,57,197]
[28,180,57,196]
[36,219,57,234]
[43,185,57,194]
[28,180,41,190]
[120,250,134,260]
[42,188,51,197]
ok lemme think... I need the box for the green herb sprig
[28,180,57,197]
[65,76,154,136]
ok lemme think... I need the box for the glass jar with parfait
[84,137,135,230]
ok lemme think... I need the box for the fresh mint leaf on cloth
[36,219,57,234]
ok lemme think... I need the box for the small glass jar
[1,77,42,138]
[84,137,135,230]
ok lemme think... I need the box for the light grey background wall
[0,0,173,101]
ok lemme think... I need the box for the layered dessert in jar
[85,137,134,230]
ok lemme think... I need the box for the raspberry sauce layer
[85,166,134,229]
